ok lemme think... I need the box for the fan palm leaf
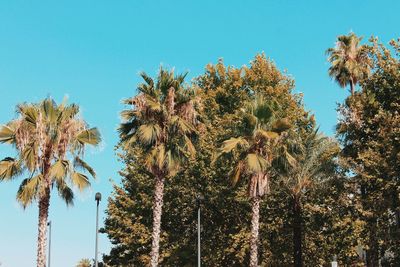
[0,97,100,267]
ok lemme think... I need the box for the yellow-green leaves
[170,116,195,134]
[255,129,279,140]
[50,160,70,181]
[138,124,160,145]
[246,153,268,173]
[0,157,21,180]
[21,143,37,172]
[71,172,90,191]
[119,68,199,180]
[18,104,38,126]
[183,135,196,157]
[41,98,59,123]
[74,157,96,178]
[219,137,249,154]
[0,98,100,208]
[76,128,101,145]
[145,97,162,112]
[17,174,42,208]
[0,125,16,144]
[272,118,291,133]
[56,181,74,206]
[232,161,244,186]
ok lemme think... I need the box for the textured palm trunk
[293,197,303,267]
[37,188,50,267]
[250,196,260,267]
[150,177,165,267]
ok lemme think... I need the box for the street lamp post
[196,194,204,267]
[331,255,338,267]
[47,221,51,267]
[95,192,102,267]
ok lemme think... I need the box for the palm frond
[18,104,39,125]
[137,124,160,145]
[231,160,245,186]
[16,174,42,208]
[56,179,74,206]
[41,98,59,124]
[255,129,279,140]
[58,104,79,122]
[271,118,291,133]
[0,157,22,180]
[140,72,155,88]
[253,101,273,124]
[73,157,96,178]
[71,172,90,191]
[76,128,101,145]
[246,153,268,173]
[170,116,195,134]
[219,137,249,154]
[183,135,196,157]
[0,124,16,144]
[21,142,37,172]
[50,160,70,182]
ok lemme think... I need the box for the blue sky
[0,1,398,266]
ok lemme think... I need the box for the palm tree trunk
[366,218,379,267]
[293,197,303,267]
[150,177,165,267]
[250,196,260,267]
[350,78,355,95]
[37,188,50,267]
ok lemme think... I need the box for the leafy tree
[118,68,199,266]
[0,98,101,267]
[103,54,338,266]
[214,95,291,267]
[337,38,400,265]
[275,130,340,267]
[326,32,370,95]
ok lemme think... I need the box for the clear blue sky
[0,1,398,266]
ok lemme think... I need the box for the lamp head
[95,192,102,202]
[196,194,204,206]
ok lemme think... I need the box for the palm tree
[0,98,101,267]
[214,95,290,267]
[119,68,199,267]
[326,32,370,95]
[76,258,92,267]
[276,130,338,267]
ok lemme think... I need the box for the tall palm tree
[214,96,290,267]
[276,130,338,267]
[326,32,370,95]
[119,68,199,267]
[0,98,101,267]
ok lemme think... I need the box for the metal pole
[47,221,51,267]
[331,255,338,267]
[95,192,101,267]
[198,205,201,267]
[95,201,99,267]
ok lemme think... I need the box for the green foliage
[326,32,371,94]
[103,54,354,266]
[0,98,100,206]
[337,38,400,265]
[119,67,199,179]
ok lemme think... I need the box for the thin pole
[197,205,201,267]
[48,221,51,267]
[95,200,99,267]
